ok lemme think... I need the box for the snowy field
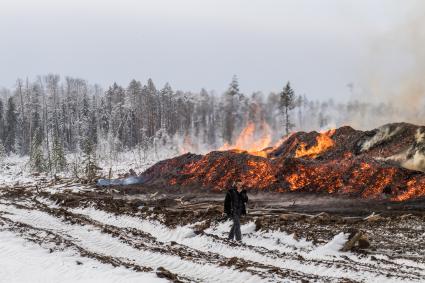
[0,148,179,187]
[0,230,166,283]
[1,155,425,283]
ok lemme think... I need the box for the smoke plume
[359,1,425,127]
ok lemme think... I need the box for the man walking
[224,181,248,241]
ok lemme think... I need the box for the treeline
[0,74,401,174]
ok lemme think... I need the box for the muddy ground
[1,180,424,282]
[69,185,425,250]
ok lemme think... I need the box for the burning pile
[140,123,425,201]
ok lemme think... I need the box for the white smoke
[401,129,425,171]
[361,125,401,152]
[354,1,425,129]
[415,129,425,143]
[402,151,425,172]
[380,128,425,172]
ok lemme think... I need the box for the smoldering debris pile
[139,122,425,201]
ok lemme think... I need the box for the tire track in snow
[12,201,324,282]
[0,203,275,283]
[68,206,425,283]
[0,216,162,277]
[0,228,167,283]
[2,190,424,283]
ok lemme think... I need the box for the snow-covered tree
[0,98,4,147]
[30,127,46,172]
[51,132,67,173]
[1,73,411,166]
[82,137,98,182]
[0,143,5,163]
[5,97,17,153]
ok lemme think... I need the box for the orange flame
[219,122,272,157]
[295,129,336,158]
[179,134,196,154]
[392,179,425,201]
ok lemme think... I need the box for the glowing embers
[243,160,276,189]
[392,178,425,201]
[295,129,336,158]
[284,160,344,193]
[140,124,425,202]
[219,122,272,157]
[175,150,277,190]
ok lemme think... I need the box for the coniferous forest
[0,74,419,174]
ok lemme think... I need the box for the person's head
[235,181,243,192]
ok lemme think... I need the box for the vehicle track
[1,186,424,283]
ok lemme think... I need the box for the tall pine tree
[5,97,17,153]
[30,126,46,172]
[0,98,4,146]
[29,83,46,172]
[280,82,296,135]
[82,137,97,182]
[223,75,240,143]
[51,132,67,172]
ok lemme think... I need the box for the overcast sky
[0,0,418,100]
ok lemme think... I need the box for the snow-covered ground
[1,155,425,282]
[0,230,166,283]
[0,154,38,187]
[0,148,180,187]
[0,153,181,282]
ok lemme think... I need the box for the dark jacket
[224,188,248,216]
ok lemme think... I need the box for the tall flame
[219,122,272,157]
[295,129,336,158]
[179,134,196,154]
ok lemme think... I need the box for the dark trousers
[228,213,241,241]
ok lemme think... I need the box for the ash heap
[140,123,425,201]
